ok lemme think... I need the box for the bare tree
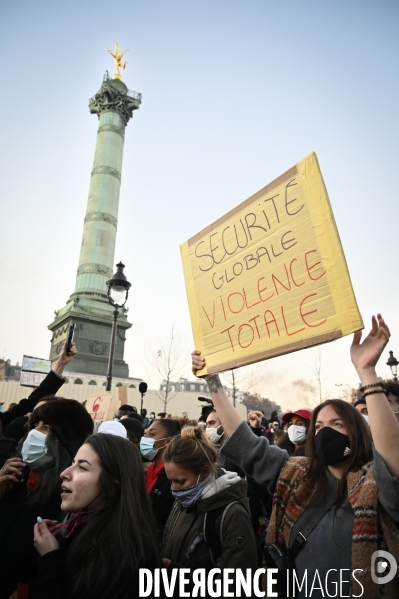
[342,385,361,404]
[222,363,267,407]
[145,325,189,411]
[240,391,282,419]
[307,347,332,405]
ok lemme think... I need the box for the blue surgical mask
[171,473,213,508]
[140,436,169,461]
[21,429,54,470]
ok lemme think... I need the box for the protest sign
[86,393,120,423]
[118,385,128,405]
[180,152,363,375]
[20,355,51,387]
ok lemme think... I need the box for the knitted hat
[29,398,94,457]
[98,420,127,438]
[127,412,143,423]
[120,417,144,440]
[354,397,366,407]
[282,409,312,423]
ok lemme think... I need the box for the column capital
[89,72,142,125]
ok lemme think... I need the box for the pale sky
[1,1,398,412]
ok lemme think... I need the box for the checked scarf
[266,457,399,599]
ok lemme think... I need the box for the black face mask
[314,426,351,465]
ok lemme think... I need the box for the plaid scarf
[266,457,399,599]
[58,510,95,541]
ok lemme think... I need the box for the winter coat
[0,370,64,430]
[149,466,175,539]
[32,527,152,599]
[162,471,258,571]
[0,370,65,599]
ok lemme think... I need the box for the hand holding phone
[66,324,76,354]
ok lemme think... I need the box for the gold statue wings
[108,42,129,80]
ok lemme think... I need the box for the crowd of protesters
[0,314,398,598]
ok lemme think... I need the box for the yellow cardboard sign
[180,152,363,376]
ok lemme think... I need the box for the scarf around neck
[266,457,399,599]
[58,509,95,541]
[146,461,164,494]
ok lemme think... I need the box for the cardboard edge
[201,330,343,375]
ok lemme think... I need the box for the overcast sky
[1,1,398,411]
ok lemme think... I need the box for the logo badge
[371,550,398,585]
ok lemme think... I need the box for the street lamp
[335,383,342,399]
[105,262,131,392]
[387,351,398,382]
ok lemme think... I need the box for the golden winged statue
[108,42,129,80]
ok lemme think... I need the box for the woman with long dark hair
[34,433,161,599]
[0,398,93,599]
[192,315,399,598]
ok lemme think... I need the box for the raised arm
[26,340,76,404]
[192,351,243,437]
[191,351,287,488]
[351,314,399,477]
[0,341,77,428]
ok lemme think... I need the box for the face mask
[21,429,54,470]
[171,473,213,508]
[314,426,351,465]
[288,425,307,445]
[113,417,120,422]
[362,414,370,426]
[205,425,224,444]
[140,436,169,460]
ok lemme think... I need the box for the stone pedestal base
[48,296,132,378]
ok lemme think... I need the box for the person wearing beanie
[120,418,144,446]
[127,411,143,423]
[98,421,128,439]
[354,397,367,414]
[0,397,93,599]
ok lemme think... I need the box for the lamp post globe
[105,262,131,391]
[387,351,398,381]
[106,261,131,307]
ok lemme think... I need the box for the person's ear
[202,464,211,476]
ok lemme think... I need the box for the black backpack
[203,501,240,566]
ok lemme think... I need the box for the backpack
[185,502,240,567]
[203,501,240,566]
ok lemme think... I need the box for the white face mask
[288,424,307,445]
[362,414,370,426]
[205,425,224,444]
[21,429,54,470]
